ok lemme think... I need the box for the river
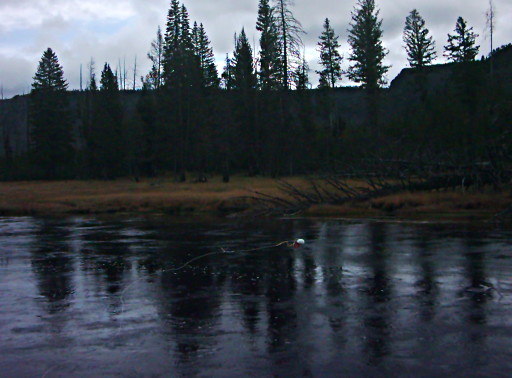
[1,216,511,377]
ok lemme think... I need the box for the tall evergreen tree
[316,18,343,88]
[161,0,202,179]
[192,22,220,88]
[444,16,480,63]
[272,0,305,90]
[232,29,257,91]
[294,53,310,90]
[257,0,282,90]
[221,53,235,90]
[403,9,437,68]
[179,4,193,50]
[32,48,68,92]
[164,0,181,54]
[86,63,124,178]
[163,0,200,88]
[145,26,164,89]
[30,48,73,178]
[347,0,389,91]
[100,63,119,91]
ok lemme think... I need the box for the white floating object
[293,239,305,248]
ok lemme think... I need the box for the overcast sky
[1,0,510,98]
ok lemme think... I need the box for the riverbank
[0,176,509,220]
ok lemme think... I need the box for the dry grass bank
[304,189,511,221]
[0,176,305,216]
[0,176,509,220]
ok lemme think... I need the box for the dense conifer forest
[0,0,511,189]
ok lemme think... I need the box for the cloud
[0,0,511,97]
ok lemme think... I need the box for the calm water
[1,216,511,377]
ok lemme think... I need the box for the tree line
[2,0,509,183]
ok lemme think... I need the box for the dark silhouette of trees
[161,0,203,180]
[403,9,437,68]
[317,18,343,88]
[294,53,310,90]
[230,29,258,174]
[163,1,200,89]
[347,0,389,132]
[257,0,282,90]
[347,0,389,91]
[232,29,258,91]
[87,57,98,91]
[444,17,480,63]
[83,63,125,178]
[273,0,305,90]
[192,22,220,88]
[144,26,164,89]
[4,0,512,189]
[29,48,74,178]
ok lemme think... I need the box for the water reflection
[413,233,439,322]
[361,222,392,365]
[30,218,75,314]
[1,217,512,376]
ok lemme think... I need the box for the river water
[0,216,511,377]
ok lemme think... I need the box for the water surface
[1,216,512,377]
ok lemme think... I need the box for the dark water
[1,216,512,377]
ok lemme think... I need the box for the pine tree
[30,48,74,178]
[347,0,389,90]
[32,48,68,92]
[161,1,205,178]
[257,0,282,90]
[86,63,125,178]
[403,9,437,68]
[444,16,480,63]
[221,53,235,90]
[179,4,193,51]
[145,26,164,89]
[272,0,305,90]
[100,63,119,91]
[192,22,220,88]
[232,29,257,91]
[294,53,310,90]
[163,0,192,88]
[316,18,343,88]
[164,0,181,54]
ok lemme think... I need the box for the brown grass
[305,188,511,220]
[0,176,509,220]
[0,176,308,216]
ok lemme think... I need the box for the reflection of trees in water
[319,221,347,339]
[463,241,493,310]
[157,264,225,368]
[30,218,75,315]
[230,253,266,335]
[413,233,439,322]
[361,222,392,366]
[79,221,132,296]
[461,234,491,354]
[265,250,298,349]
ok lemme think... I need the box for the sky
[1,0,510,98]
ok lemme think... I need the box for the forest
[0,0,511,195]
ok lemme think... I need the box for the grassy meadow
[0,176,509,220]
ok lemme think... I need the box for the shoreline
[0,177,509,222]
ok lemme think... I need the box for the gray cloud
[0,0,510,98]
